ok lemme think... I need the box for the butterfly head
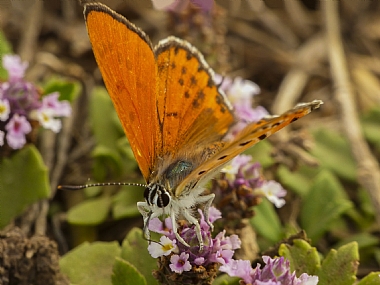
[144,183,171,208]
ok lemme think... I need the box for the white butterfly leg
[196,193,215,231]
[181,208,204,250]
[170,211,191,248]
[137,201,160,241]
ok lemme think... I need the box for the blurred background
[0,0,380,284]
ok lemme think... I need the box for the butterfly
[83,2,322,250]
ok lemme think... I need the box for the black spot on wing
[190,76,197,86]
[291,117,299,123]
[239,140,252,146]
[166,112,178,117]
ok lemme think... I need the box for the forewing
[84,3,160,181]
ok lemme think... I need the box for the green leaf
[244,139,274,168]
[60,241,121,285]
[356,272,380,285]
[90,87,126,180]
[277,165,320,197]
[310,128,357,181]
[0,145,50,228]
[279,239,321,276]
[357,187,375,217]
[361,107,380,151]
[42,77,81,102]
[92,145,123,180]
[250,199,283,244]
[300,170,353,242]
[335,232,378,251]
[116,137,138,174]
[112,257,147,285]
[112,186,142,219]
[0,30,13,80]
[213,275,240,285]
[90,87,124,149]
[67,196,111,225]
[317,242,359,285]
[120,228,158,285]
[84,183,103,198]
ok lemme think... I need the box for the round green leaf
[112,257,147,285]
[0,145,50,228]
[60,241,121,285]
[67,196,111,225]
[120,228,158,285]
[279,239,321,275]
[317,242,359,285]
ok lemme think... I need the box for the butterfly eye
[144,184,171,208]
[157,191,170,208]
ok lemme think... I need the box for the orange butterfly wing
[85,3,236,185]
[154,38,234,154]
[84,3,161,181]
[176,100,323,195]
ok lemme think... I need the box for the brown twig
[17,0,43,63]
[323,1,380,225]
[272,33,326,114]
[246,0,299,48]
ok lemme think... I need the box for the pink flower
[220,256,319,285]
[2,55,28,81]
[30,92,71,133]
[5,114,31,149]
[169,252,192,274]
[214,75,268,138]
[147,207,241,275]
[40,92,71,117]
[220,259,254,283]
[209,248,234,265]
[221,154,253,181]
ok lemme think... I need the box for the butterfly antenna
[58,182,147,191]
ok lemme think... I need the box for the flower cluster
[0,55,71,149]
[210,154,286,235]
[220,256,319,285]
[147,207,317,285]
[148,207,241,283]
[220,154,286,209]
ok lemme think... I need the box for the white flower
[0,98,10,121]
[31,108,62,133]
[259,180,287,208]
[147,236,177,258]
